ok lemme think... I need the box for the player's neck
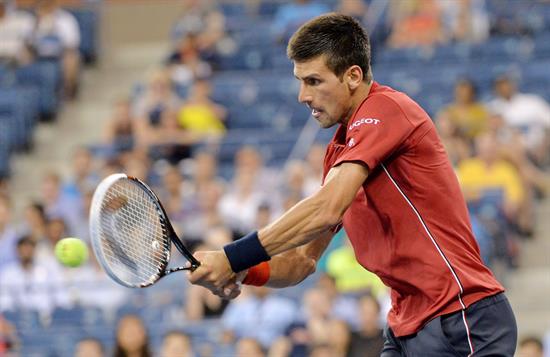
[342,81,373,126]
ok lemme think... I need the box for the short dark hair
[287,13,372,82]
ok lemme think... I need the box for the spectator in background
[489,75,550,170]
[181,179,225,243]
[440,0,489,44]
[347,294,385,357]
[167,33,212,87]
[156,164,186,225]
[120,150,151,182]
[0,194,18,270]
[185,227,232,321]
[221,286,297,348]
[301,287,336,345]
[437,78,490,141]
[458,133,527,222]
[219,168,267,236]
[21,202,47,244]
[114,314,152,357]
[320,319,352,357]
[0,0,35,66]
[40,171,80,235]
[103,97,136,154]
[63,147,98,203]
[160,331,193,357]
[271,0,330,44]
[303,143,325,196]
[387,0,446,48]
[235,337,265,357]
[75,337,104,357]
[31,0,81,99]
[134,68,180,141]
[0,235,70,314]
[281,160,308,201]
[144,109,201,164]
[457,133,526,276]
[67,251,128,313]
[177,79,227,136]
[518,336,544,357]
[171,0,226,59]
[233,145,279,195]
[326,238,387,298]
[191,150,224,190]
[314,273,362,329]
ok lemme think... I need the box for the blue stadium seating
[16,61,62,120]
[69,7,100,64]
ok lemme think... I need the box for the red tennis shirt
[322,82,504,337]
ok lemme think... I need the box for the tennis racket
[89,173,200,288]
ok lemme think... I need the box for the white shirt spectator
[61,262,128,312]
[0,7,35,62]
[489,93,550,150]
[0,260,70,314]
[33,8,80,57]
[222,288,298,348]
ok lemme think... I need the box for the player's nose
[298,83,312,104]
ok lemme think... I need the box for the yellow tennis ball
[55,238,88,267]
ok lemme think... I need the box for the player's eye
[306,78,321,86]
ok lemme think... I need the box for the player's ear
[346,65,363,91]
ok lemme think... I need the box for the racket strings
[95,179,170,286]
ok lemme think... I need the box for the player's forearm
[258,191,341,257]
[266,253,317,288]
[264,230,334,288]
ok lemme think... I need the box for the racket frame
[90,173,200,288]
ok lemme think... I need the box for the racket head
[89,173,173,288]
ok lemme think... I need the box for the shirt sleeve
[333,95,415,171]
[57,11,80,49]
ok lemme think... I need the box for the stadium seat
[69,7,100,64]
[15,61,62,120]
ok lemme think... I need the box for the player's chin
[317,117,337,129]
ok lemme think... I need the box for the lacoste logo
[349,118,381,130]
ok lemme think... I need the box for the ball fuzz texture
[55,238,89,267]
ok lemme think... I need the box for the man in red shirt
[189,13,517,356]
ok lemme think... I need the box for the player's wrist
[242,261,270,286]
[223,231,271,273]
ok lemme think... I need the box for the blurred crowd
[0,0,83,100]
[1,0,550,356]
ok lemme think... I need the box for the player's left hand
[187,250,236,294]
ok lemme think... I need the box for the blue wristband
[223,231,271,272]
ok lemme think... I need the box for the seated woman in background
[177,79,227,136]
[103,97,136,154]
[437,78,489,140]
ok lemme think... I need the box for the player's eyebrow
[294,74,321,81]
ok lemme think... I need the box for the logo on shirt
[348,137,355,147]
[349,117,381,131]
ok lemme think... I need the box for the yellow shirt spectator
[439,103,489,139]
[457,158,524,205]
[178,104,226,135]
[326,241,387,298]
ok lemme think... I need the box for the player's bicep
[320,161,369,218]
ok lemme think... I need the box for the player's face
[294,56,353,128]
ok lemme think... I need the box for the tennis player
[188,14,517,356]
